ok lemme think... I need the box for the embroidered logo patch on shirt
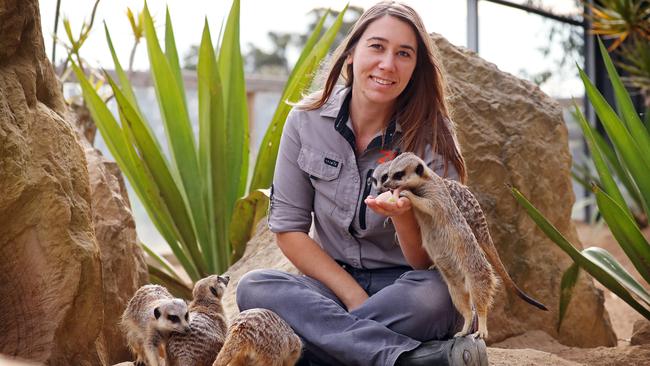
[324,157,339,168]
[377,149,398,164]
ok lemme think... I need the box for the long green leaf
[141,242,184,283]
[198,20,229,272]
[598,38,650,157]
[579,64,650,214]
[594,186,650,284]
[281,9,330,99]
[105,73,205,278]
[72,60,199,280]
[573,102,628,210]
[558,262,580,332]
[229,189,270,264]
[592,129,644,211]
[143,4,212,275]
[218,0,248,230]
[249,5,349,191]
[511,186,650,320]
[164,7,188,106]
[148,264,192,299]
[583,247,650,307]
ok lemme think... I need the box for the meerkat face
[383,152,431,191]
[154,298,191,334]
[371,160,392,193]
[193,274,230,301]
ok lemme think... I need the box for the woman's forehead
[361,16,417,49]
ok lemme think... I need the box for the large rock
[84,142,148,364]
[0,0,147,364]
[0,0,105,363]
[430,33,616,347]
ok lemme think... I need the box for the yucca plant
[71,1,348,297]
[511,38,650,329]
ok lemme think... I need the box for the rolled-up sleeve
[268,109,314,233]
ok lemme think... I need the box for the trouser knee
[236,269,279,311]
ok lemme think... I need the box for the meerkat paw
[454,330,471,338]
[470,330,488,340]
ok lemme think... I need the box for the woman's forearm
[276,232,369,310]
[391,210,432,269]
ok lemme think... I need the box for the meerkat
[165,275,230,366]
[372,155,548,312]
[121,284,191,366]
[213,308,302,366]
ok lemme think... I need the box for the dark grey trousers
[236,265,462,366]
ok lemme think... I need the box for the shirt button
[352,260,359,267]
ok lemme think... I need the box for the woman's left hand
[365,189,412,217]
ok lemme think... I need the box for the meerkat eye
[381,174,388,183]
[168,315,180,323]
[392,171,405,181]
[210,286,219,297]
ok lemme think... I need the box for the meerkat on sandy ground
[121,284,190,366]
[374,153,543,338]
[372,154,548,313]
[213,308,302,366]
[165,275,230,366]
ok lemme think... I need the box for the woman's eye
[398,51,411,58]
[369,43,383,50]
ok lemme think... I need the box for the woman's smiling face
[348,15,418,108]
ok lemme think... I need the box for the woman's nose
[378,54,396,71]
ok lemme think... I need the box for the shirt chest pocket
[298,147,343,215]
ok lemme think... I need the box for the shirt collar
[320,85,403,134]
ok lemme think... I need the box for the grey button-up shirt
[268,86,459,269]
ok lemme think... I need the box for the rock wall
[430,33,615,346]
[84,142,148,364]
[0,0,148,364]
[0,0,104,363]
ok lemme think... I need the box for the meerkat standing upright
[213,308,302,366]
[380,152,499,339]
[377,152,548,338]
[372,155,548,312]
[165,275,230,366]
[121,285,191,366]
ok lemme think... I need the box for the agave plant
[71,1,348,297]
[512,38,650,329]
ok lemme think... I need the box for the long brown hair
[298,1,467,183]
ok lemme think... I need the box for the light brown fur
[213,308,302,366]
[166,275,230,366]
[379,152,498,339]
[121,285,190,366]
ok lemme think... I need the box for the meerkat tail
[514,286,548,311]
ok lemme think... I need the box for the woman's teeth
[372,76,394,85]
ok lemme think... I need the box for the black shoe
[395,336,488,366]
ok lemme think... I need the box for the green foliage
[71,2,348,296]
[511,37,650,329]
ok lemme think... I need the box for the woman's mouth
[371,76,396,86]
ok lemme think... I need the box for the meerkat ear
[415,163,424,176]
[154,307,161,319]
[218,275,230,286]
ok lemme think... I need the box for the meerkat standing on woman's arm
[380,152,499,339]
[213,308,302,366]
[165,275,230,366]
[121,285,191,366]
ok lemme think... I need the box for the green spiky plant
[71,1,349,297]
[511,38,650,330]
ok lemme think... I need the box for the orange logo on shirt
[377,150,398,164]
